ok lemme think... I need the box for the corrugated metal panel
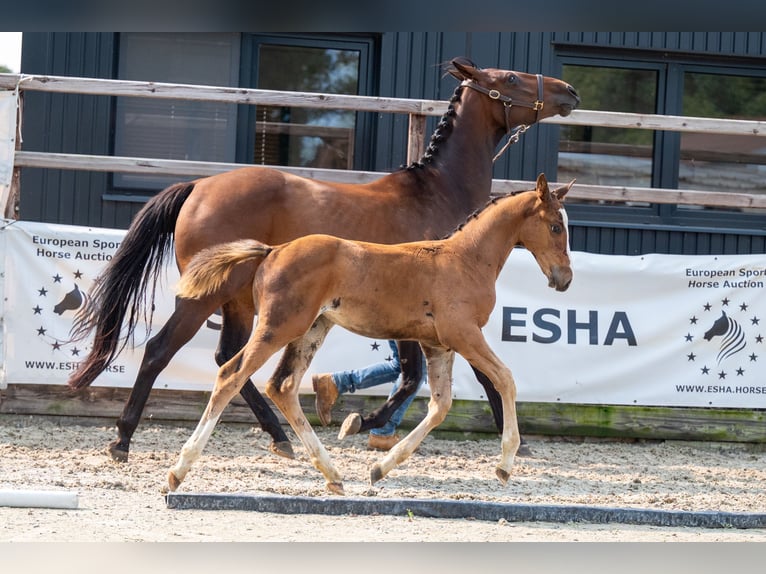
[570,225,765,255]
[552,32,766,57]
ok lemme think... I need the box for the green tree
[0,65,12,73]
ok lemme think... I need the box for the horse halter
[461,73,544,162]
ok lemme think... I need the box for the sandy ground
[2,413,766,542]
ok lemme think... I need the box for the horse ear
[553,179,576,201]
[535,173,551,200]
[447,57,480,81]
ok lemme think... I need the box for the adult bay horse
[167,174,574,494]
[68,57,580,463]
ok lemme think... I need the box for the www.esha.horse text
[32,235,121,261]
[687,267,766,289]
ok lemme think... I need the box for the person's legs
[368,344,427,450]
[333,341,400,393]
[313,341,400,426]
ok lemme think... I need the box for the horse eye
[507,74,517,84]
[551,224,562,234]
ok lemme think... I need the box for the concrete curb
[165,493,766,529]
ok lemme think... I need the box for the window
[114,33,241,191]
[245,35,374,172]
[254,45,361,169]
[679,71,766,212]
[559,65,658,191]
[111,33,376,195]
[556,52,766,226]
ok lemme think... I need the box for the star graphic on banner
[740,303,749,312]
[685,333,694,342]
[689,316,698,325]
[718,371,727,379]
[757,335,764,343]
[74,269,83,279]
[736,367,745,376]
[701,366,710,375]
[71,347,80,356]
[38,287,48,297]
[33,305,42,315]
[752,316,760,326]
[751,353,759,362]
[37,326,46,336]
[687,352,696,361]
[704,302,712,311]
[722,298,730,306]
[53,274,62,283]
[52,341,61,350]
[370,341,380,351]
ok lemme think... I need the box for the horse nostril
[567,85,580,103]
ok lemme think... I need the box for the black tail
[68,182,196,389]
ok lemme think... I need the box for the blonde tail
[177,239,273,300]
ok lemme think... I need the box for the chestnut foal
[168,174,573,494]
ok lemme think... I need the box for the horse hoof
[326,482,345,495]
[269,440,295,460]
[516,441,533,458]
[338,413,362,439]
[370,464,385,485]
[108,441,129,463]
[167,470,182,492]
[495,466,510,485]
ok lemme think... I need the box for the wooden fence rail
[2,72,766,211]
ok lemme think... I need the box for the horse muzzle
[548,265,573,292]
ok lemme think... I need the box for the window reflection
[679,72,766,211]
[255,45,360,169]
[558,65,658,200]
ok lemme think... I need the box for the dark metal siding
[16,32,766,256]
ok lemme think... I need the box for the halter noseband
[461,73,544,162]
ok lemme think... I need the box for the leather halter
[461,73,544,162]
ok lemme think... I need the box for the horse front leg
[338,339,424,438]
[459,334,520,485]
[469,366,531,457]
[370,346,454,485]
[266,318,344,494]
[111,297,215,462]
[217,300,294,459]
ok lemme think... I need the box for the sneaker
[367,433,401,451]
[312,373,339,426]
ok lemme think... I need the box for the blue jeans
[331,340,425,437]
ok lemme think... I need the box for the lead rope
[492,123,528,163]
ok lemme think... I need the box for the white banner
[1,219,764,408]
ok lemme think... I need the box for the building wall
[17,32,766,255]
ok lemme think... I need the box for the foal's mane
[441,189,529,239]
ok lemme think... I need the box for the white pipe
[0,489,79,509]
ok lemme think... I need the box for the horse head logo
[53,284,86,315]
[703,310,746,365]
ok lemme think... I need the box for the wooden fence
[1,72,765,443]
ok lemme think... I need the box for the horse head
[447,57,580,133]
[517,173,574,293]
[704,310,730,341]
[53,284,85,315]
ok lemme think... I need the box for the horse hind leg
[370,346,454,485]
[168,329,284,491]
[217,301,294,459]
[339,340,424,439]
[110,297,215,462]
[266,318,344,494]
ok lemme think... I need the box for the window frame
[554,48,766,234]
